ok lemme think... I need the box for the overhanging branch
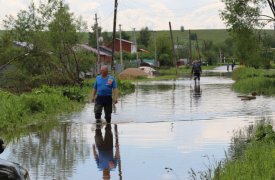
[0,53,29,71]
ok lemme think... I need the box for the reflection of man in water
[193,82,202,98]
[93,124,119,180]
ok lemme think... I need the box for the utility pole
[95,13,100,74]
[189,29,192,63]
[154,30,157,67]
[177,36,179,59]
[111,0,118,72]
[119,24,123,68]
[219,48,222,64]
[195,35,201,60]
[169,21,177,74]
[133,28,139,67]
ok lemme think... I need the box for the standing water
[1,69,275,180]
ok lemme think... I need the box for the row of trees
[2,0,275,92]
[0,0,95,92]
[221,0,275,68]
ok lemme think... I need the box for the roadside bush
[117,80,135,95]
[62,88,84,102]
[22,96,45,113]
[232,67,275,95]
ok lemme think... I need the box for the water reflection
[2,123,91,180]
[93,124,121,180]
[193,82,202,98]
[1,76,275,179]
[190,82,202,107]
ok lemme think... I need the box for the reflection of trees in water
[140,84,174,92]
[7,123,90,179]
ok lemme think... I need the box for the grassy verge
[0,79,134,135]
[189,120,275,180]
[214,121,275,180]
[232,67,275,95]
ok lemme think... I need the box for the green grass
[0,78,134,139]
[0,86,84,131]
[232,67,275,95]
[213,122,275,180]
[190,121,275,180]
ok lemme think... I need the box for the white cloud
[0,0,229,31]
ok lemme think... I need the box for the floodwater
[1,67,275,180]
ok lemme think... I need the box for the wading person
[191,60,202,83]
[92,65,118,124]
[93,124,119,180]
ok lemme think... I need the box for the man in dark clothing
[191,61,202,82]
[92,65,118,124]
[231,61,235,71]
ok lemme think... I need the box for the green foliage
[155,34,173,66]
[138,27,151,48]
[117,79,135,95]
[0,87,82,130]
[22,96,45,113]
[232,67,275,95]
[212,121,275,180]
[62,88,84,102]
[0,0,91,91]
[220,0,271,68]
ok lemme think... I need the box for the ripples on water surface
[1,76,275,180]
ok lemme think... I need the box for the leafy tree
[48,2,87,85]
[155,34,173,66]
[101,32,112,45]
[190,33,197,41]
[201,40,219,65]
[220,0,269,68]
[138,27,151,48]
[0,0,92,91]
[88,25,102,47]
[116,31,130,41]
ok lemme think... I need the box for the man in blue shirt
[92,65,118,123]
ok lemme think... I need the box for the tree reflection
[5,123,91,179]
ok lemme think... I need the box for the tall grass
[0,86,83,131]
[213,121,275,180]
[232,67,275,95]
[0,79,135,133]
[190,120,275,180]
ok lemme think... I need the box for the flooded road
[1,73,275,180]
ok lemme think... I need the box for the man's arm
[113,88,118,104]
[92,88,97,102]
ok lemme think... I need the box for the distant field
[1,29,275,46]
[156,29,229,45]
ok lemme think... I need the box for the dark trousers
[194,73,201,81]
[94,96,113,123]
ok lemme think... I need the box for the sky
[0,0,273,32]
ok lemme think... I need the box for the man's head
[101,65,108,77]
[103,168,110,180]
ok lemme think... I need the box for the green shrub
[23,96,45,113]
[62,88,84,102]
[232,67,275,95]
